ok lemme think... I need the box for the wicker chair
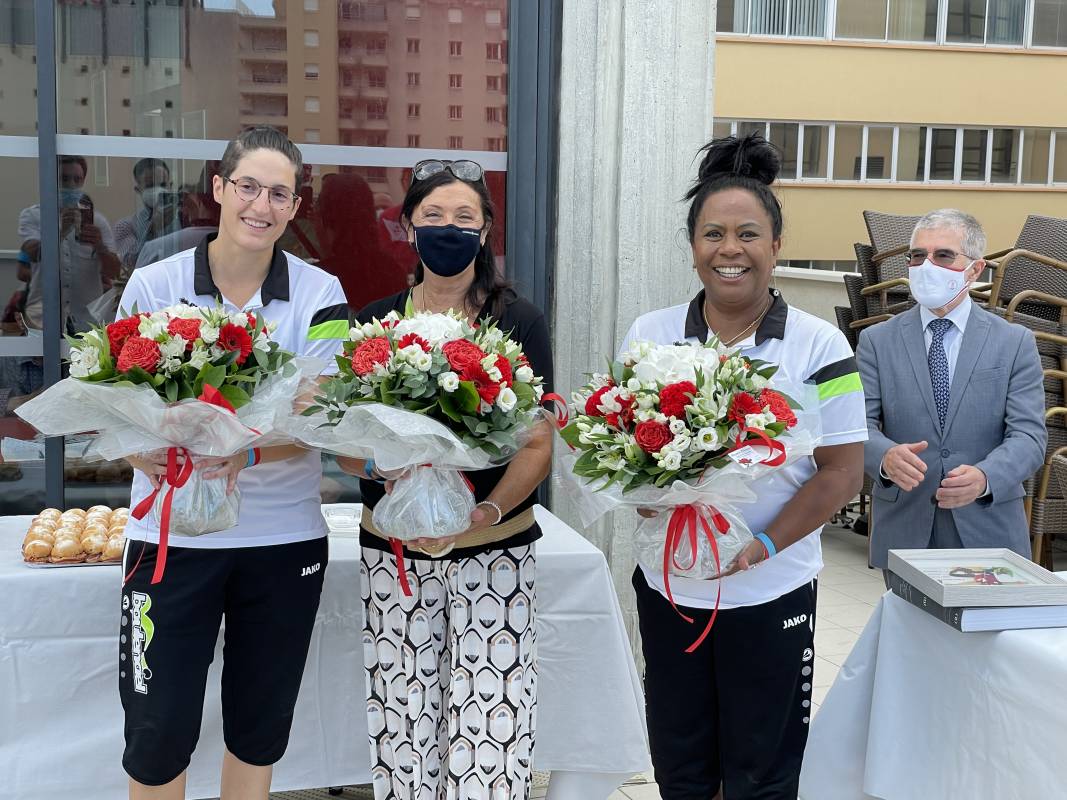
[834,306,858,351]
[981,215,1067,322]
[846,243,906,332]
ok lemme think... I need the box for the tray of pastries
[22,506,128,566]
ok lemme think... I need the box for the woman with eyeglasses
[619,134,866,800]
[336,158,554,800]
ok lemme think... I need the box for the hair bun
[686,133,781,199]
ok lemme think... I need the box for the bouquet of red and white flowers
[559,337,818,594]
[286,306,551,546]
[17,304,315,568]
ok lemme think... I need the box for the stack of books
[887,548,1067,632]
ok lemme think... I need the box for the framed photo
[887,548,1067,607]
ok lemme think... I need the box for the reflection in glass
[961,129,988,180]
[836,0,888,39]
[865,127,893,180]
[1054,133,1067,183]
[888,0,938,42]
[768,123,799,177]
[717,0,750,33]
[929,128,957,180]
[832,124,864,180]
[1032,0,1067,47]
[800,124,829,178]
[945,0,986,43]
[986,0,1026,45]
[897,126,925,181]
[0,0,36,137]
[1021,129,1052,184]
[991,128,1021,183]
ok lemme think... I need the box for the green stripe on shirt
[817,372,863,400]
[307,319,349,340]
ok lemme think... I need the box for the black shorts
[634,568,817,800]
[119,536,329,786]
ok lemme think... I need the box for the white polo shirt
[118,233,350,549]
[620,289,868,609]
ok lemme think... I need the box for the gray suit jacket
[857,305,1046,568]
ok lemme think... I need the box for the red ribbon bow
[728,425,787,467]
[663,503,731,653]
[130,446,194,585]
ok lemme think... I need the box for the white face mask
[140,186,166,209]
[909,259,973,310]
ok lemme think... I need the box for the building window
[304,129,320,143]
[449,40,463,56]
[305,96,320,113]
[367,37,387,54]
[449,73,463,89]
[408,134,421,147]
[800,123,829,178]
[448,136,464,149]
[961,128,989,180]
[717,0,828,36]
[304,0,318,11]
[406,4,422,20]
[769,122,800,177]
[408,103,421,117]
[367,69,386,88]
[407,72,420,86]
[365,167,388,183]
[1033,0,1067,47]
[366,133,387,146]
[304,30,319,47]
[486,75,501,91]
[449,105,463,119]
[1022,128,1052,183]
[485,106,501,123]
[947,0,1025,45]
[407,38,421,53]
[486,136,507,151]
[486,8,502,25]
[448,7,463,23]
[367,101,387,120]
[991,128,1022,183]
[486,42,502,60]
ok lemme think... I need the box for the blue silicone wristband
[755,532,777,558]
[363,459,377,479]
[245,449,255,469]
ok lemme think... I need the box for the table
[799,592,1067,800]
[0,505,650,800]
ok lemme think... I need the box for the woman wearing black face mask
[336,159,554,800]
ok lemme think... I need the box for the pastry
[30,517,58,531]
[102,535,125,562]
[24,529,56,547]
[59,509,86,525]
[23,538,53,563]
[82,532,108,562]
[49,537,86,564]
[37,508,62,522]
[87,505,111,515]
[81,522,109,540]
[112,508,130,520]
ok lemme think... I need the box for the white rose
[160,336,187,360]
[413,351,433,372]
[696,427,722,451]
[200,324,220,344]
[497,386,517,412]
[515,365,535,383]
[69,345,101,378]
[438,371,460,392]
[349,326,365,342]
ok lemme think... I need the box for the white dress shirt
[919,295,973,381]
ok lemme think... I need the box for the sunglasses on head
[412,159,485,183]
[906,247,979,269]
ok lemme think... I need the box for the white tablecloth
[799,592,1067,800]
[0,505,650,800]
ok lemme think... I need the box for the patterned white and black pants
[360,544,538,800]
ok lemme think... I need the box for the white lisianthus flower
[660,450,683,471]
[479,401,494,415]
[626,377,642,392]
[394,312,466,346]
[349,326,365,342]
[188,347,211,370]
[497,386,517,412]
[598,453,625,472]
[437,371,460,392]
[515,365,535,383]
[669,418,688,435]
[160,336,187,360]
[636,394,657,410]
[696,427,722,451]
[413,351,433,372]
[481,354,503,382]
[69,345,102,378]
[671,433,692,452]
[161,356,183,376]
[138,315,167,340]
[200,324,220,345]
[229,311,249,328]
[479,327,505,349]
[745,412,774,430]
[750,373,770,390]
[361,322,377,339]
[534,385,544,401]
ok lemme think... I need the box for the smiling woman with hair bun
[617,133,868,799]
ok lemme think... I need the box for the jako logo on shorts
[130,591,155,694]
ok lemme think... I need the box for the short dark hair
[218,126,303,189]
[684,133,784,242]
[133,157,170,183]
[59,155,88,177]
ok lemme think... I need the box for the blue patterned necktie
[928,318,953,429]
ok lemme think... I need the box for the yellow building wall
[776,185,1067,261]
[716,38,1067,127]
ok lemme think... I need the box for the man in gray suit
[858,208,1046,569]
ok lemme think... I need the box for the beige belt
[360,505,536,557]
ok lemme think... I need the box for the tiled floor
[270,523,882,800]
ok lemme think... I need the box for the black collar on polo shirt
[193,232,290,306]
[684,288,788,345]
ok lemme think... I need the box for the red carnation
[106,316,141,357]
[584,384,615,417]
[759,389,797,428]
[398,333,431,352]
[462,363,501,406]
[495,355,513,387]
[605,394,636,431]
[634,420,673,454]
[351,336,392,376]
[218,323,254,365]
[728,392,763,425]
[166,317,202,350]
[442,339,487,373]
[659,381,697,420]
[116,336,161,374]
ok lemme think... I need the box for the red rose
[759,389,797,428]
[728,392,763,425]
[351,336,392,376]
[495,355,513,387]
[659,381,697,420]
[106,316,141,356]
[584,384,615,417]
[218,323,254,365]
[116,336,161,374]
[442,339,487,372]
[166,317,201,350]
[634,420,673,454]
[397,333,431,352]
[461,363,501,406]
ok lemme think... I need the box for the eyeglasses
[906,247,979,269]
[225,176,299,210]
[412,159,485,183]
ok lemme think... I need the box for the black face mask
[413,224,483,277]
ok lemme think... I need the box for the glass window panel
[866,126,893,179]
[801,124,829,178]
[789,0,826,36]
[946,0,986,43]
[750,0,789,35]
[832,124,864,180]
[1021,129,1052,183]
[929,128,956,180]
[717,0,750,33]
[768,123,799,177]
[888,0,938,41]
[961,129,987,180]
[897,125,925,181]
[1054,133,1067,183]
[737,121,766,138]
[713,121,733,140]
[990,128,1020,183]
[0,0,36,137]
[1033,0,1067,47]
[986,0,1025,45]
[836,0,888,39]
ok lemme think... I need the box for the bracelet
[477,500,503,526]
[362,459,386,483]
[754,532,777,560]
[245,448,258,469]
